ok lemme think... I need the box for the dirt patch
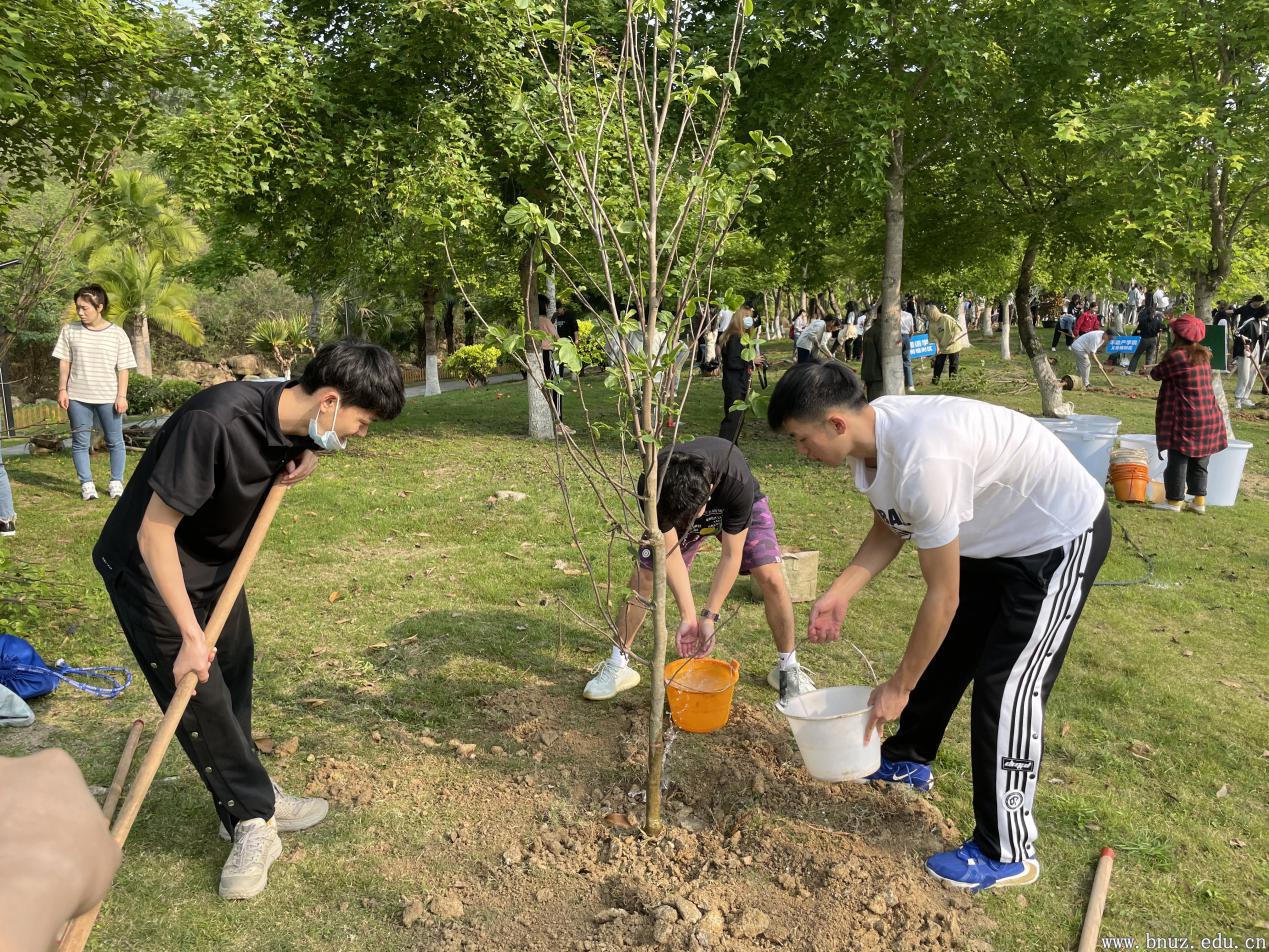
[1237,469,1269,502]
[341,683,993,951]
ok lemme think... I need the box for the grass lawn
[1,332,1266,951]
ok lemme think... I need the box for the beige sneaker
[219,780,328,840]
[219,817,282,900]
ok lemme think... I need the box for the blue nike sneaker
[925,840,1040,892]
[866,756,934,792]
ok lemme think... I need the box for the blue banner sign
[1106,336,1140,355]
[909,334,937,360]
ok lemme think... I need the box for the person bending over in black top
[583,437,816,703]
[92,339,404,902]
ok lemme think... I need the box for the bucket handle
[728,659,739,683]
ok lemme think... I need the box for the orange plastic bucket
[1110,462,1149,503]
[664,658,740,733]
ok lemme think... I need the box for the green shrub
[126,375,165,415]
[444,344,501,386]
[161,379,203,410]
[575,320,607,368]
[126,376,203,416]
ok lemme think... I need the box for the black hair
[1252,294,1265,304]
[73,283,109,316]
[656,454,714,537]
[299,338,405,420]
[767,360,867,430]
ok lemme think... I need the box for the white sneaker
[0,517,14,538]
[107,479,124,498]
[81,481,98,501]
[767,663,816,699]
[219,781,329,841]
[582,659,640,700]
[906,386,917,393]
[1050,347,1056,352]
[219,817,282,900]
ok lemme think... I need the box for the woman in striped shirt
[53,285,137,500]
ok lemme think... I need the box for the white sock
[609,646,629,668]
[777,650,797,671]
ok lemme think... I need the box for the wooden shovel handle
[58,483,288,952]
[1076,847,1116,952]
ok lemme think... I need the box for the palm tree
[91,247,204,375]
[74,167,206,373]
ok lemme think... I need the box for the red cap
[1170,314,1205,342]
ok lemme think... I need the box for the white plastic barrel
[1116,434,1251,506]
[776,686,880,782]
[1054,428,1115,486]
[1068,414,1121,435]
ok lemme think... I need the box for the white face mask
[308,396,347,452]
[742,316,754,330]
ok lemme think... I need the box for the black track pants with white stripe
[882,504,1111,863]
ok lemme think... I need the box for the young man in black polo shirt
[93,340,404,900]
[582,437,816,701]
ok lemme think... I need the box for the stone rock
[594,908,628,925]
[867,895,887,916]
[652,919,676,946]
[494,490,528,502]
[674,898,702,925]
[173,359,216,380]
[653,906,678,923]
[731,909,770,939]
[696,909,725,939]
[227,354,262,376]
[430,894,464,919]
[503,846,522,866]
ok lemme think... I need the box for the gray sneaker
[767,663,816,699]
[219,780,328,840]
[219,817,282,900]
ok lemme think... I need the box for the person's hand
[0,750,122,949]
[114,396,128,414]
[866,676,911,743]
[278,449,318,486]
[675,618,716,657]
[57,389,69,411]
[173,633,214,688]
[807,588,851,643]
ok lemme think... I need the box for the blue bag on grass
[0,634,132,700]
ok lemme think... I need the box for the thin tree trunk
[981,297,994,337]
[520,241,553,441]
[443,298,456,356]
[307,292,323,343]
[421,285,441,397]
[130,312,153,377]
[1013,236,1072,417]
[1000,295,1013,360]
[879,135,905,396]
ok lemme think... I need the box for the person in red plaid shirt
[1149,314,1228,514]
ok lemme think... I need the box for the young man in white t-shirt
[767,361,1111,892]
[1069,328,1116,388]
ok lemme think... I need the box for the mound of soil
[307,684,994,951]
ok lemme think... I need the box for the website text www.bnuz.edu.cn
[1100,936,1267,950]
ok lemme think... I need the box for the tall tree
[742,0,991,394]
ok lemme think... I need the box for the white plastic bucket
[1207,440,1252,506]
[1117,434,1251,506]
[1033,416,1075,433]
[1054,428,1115,486]
[1068,413,1121,435]
[776,686,880,782]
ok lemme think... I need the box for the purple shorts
[638,496,783,575]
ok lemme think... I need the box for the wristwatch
[700,608,721,622]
